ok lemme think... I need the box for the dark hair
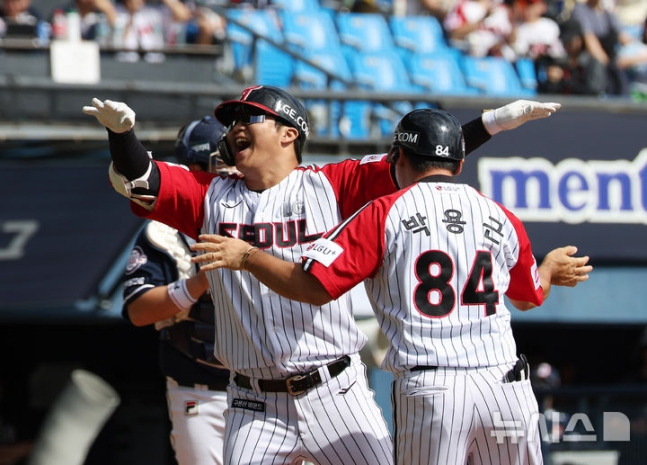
[403,147,462,174]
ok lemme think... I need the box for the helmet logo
[435,145,450,157]
[241,85,263,100]
[191,142,211,152]
[395,131,420,145]
[275,99,310,138]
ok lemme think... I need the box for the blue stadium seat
[347,49,420,93]
[335,12,398,53]
[293,48,353,89]
[272,0,321,11]
[407,51,480,96]
[293,48,373,140]
[461,56,537,97]
[253,41,294,87]
[515,57,538,92]
[346,49,422,137]
[281,10,342,53]
[389,15,450,60]
[225,9,283,74]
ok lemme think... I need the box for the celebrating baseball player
[191,108,592,465]
[122,116,233,465]
[84,86,563,465]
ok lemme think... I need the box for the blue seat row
[223,7,537,138]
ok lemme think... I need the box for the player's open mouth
[235,137,250,151]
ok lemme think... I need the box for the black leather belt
[234,355,351,396]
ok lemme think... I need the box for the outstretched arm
[190,234,333,306]
[463,100,562,155]
[509,245,592,311]
[83,98,161,208]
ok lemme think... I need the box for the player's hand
[482,100,561,135]
[540,245,592,287]
[82,98,136,133]
[190,234,253,271]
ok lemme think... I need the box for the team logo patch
[125,246,147,274]
[232,398,265,412]
[185,400,199,415]
[304,238,343,267]
[360,154,386,164]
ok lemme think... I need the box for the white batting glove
[482,100,561,136]
[82,98,136,133]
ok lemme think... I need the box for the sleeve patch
[359,153,387,164]
[531,257,541,289]
[303,238,344,267]
[125,246,148,274]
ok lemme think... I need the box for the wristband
[168,278,198,311]
[481,109,502,136]
[240,246,259,270]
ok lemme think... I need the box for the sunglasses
[230,108,273,127]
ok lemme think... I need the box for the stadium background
[2,1,647,464]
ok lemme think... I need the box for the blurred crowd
[1,0,646,95]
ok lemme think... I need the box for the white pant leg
[393,366,543,465]
[393,368,471,465]
[166,378,228,465]
[470,367,543,465]
[224,354,393,465]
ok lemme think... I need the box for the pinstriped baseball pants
[392,364,543,465]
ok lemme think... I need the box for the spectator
[613,0,647,31]
[228,0,274,7]
[510,0,565,60]
[404,0,458,22]
[616,16,647,86]
[570,0,632,95]
[535,18,608,95]
[49,0,117,42]
[183,1,226,46]
[112,0,192,62]
[443,0,515,58]
[351,0,383,12]
[0,0,45,40]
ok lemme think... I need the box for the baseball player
[122,116,234,465]
[83,86,562,465]
[192,108,592,465]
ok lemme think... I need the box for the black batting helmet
[215,85,310,141]
[393,109,465,161]
[175,116,227,168]
[214,86,310,165]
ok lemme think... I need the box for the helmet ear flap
[217,134,235,166]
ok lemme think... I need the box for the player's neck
[243,163,297,191]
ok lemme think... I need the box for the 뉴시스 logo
[490,411,631,444]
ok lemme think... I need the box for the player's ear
[280,126,299,145]
[455,159,465,175]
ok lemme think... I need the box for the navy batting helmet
[393,109,465,161]
[175,116,227,169]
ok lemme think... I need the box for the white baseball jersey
[302,174,545,465]
[133,155,395,378]
[132,156,396,465]
[303,174,543,373]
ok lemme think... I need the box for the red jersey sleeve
[303,195,393,299]
[130,161,213,239]
[502,206,544,306]
[319,155,397,220]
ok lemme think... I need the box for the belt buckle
[286,374,308,396]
